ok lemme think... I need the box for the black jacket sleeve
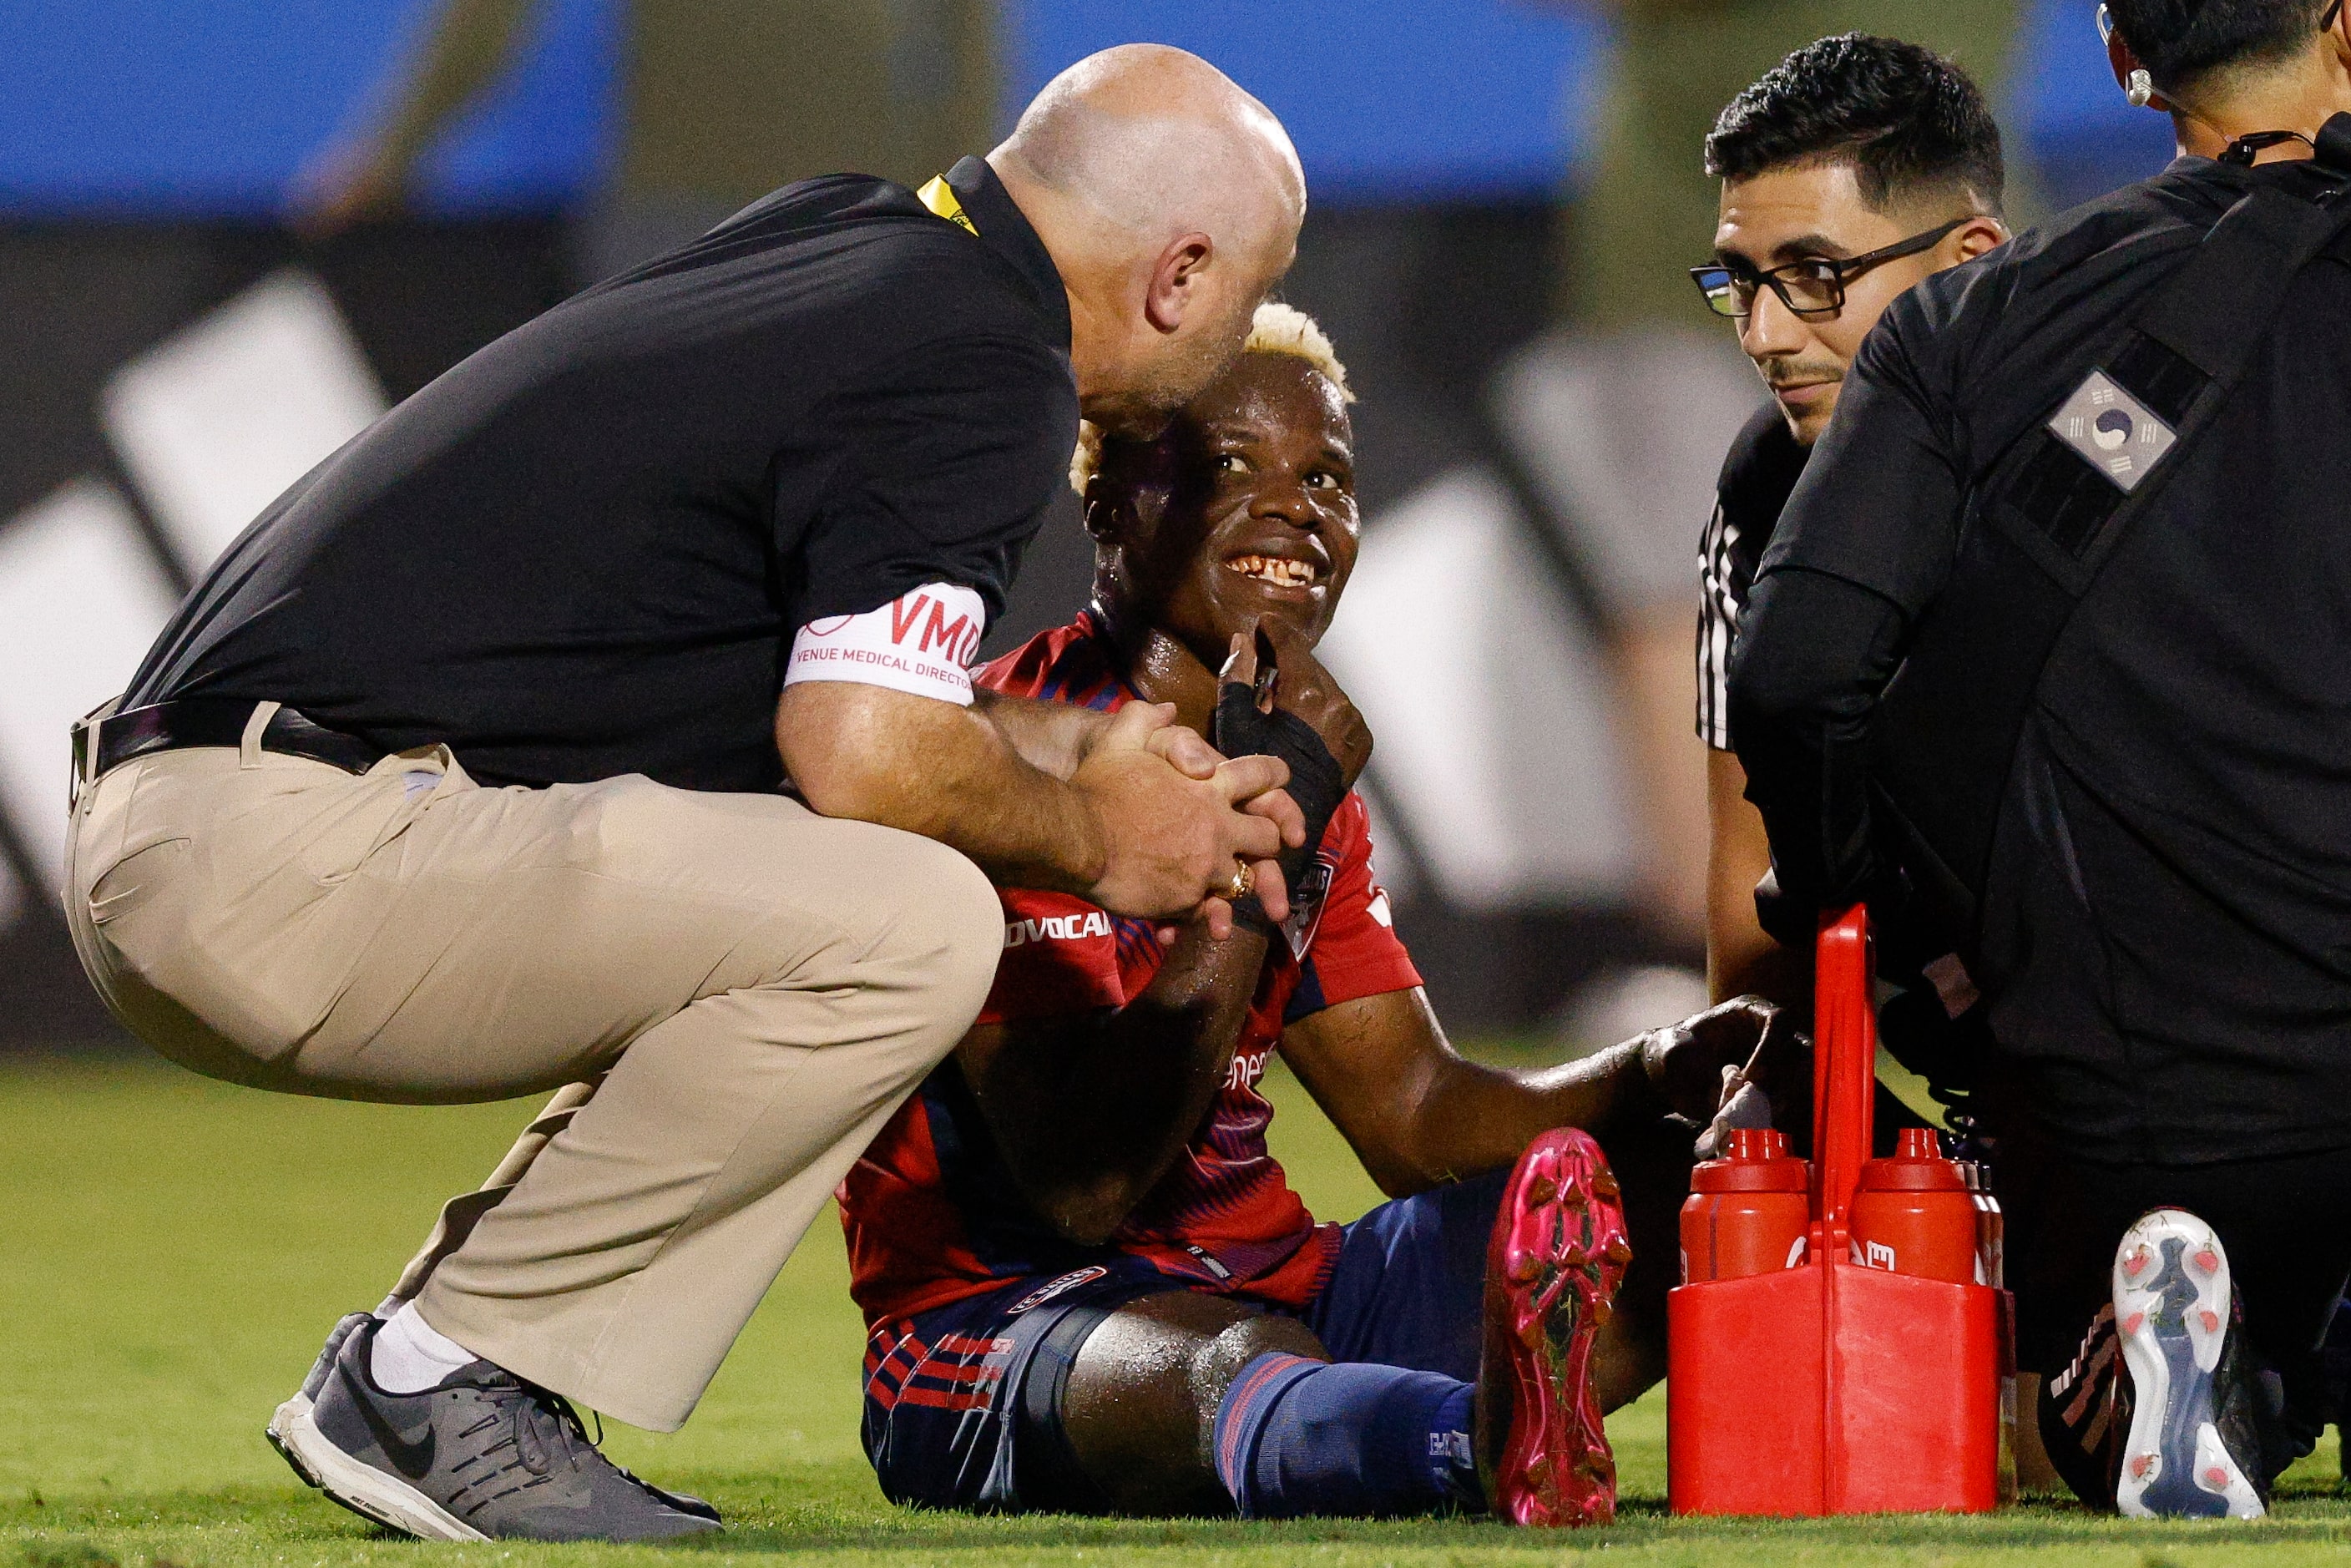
[1727,566,1909,934]
[1730,292,1965,938]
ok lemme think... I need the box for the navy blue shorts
[860,1171,1506,1513]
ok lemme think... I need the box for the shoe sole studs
[1487,1129,1627,1530]
[2111,1211,2263,1522]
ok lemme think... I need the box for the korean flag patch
[2049,370,2177,493]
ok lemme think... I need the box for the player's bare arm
[1705,748,1809,1008]
[1280,989,1782,1196]
[953,619,1368,1242]
[958,921,1271,1243]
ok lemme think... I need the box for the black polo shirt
[1696,402,1807,751]
[1732,150,2351,1163]
[124,155,1078,793]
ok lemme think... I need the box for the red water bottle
[1848,1127,1979,1284]
[1681,1127,1811,1283]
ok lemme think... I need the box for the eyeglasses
[1688,218,1971,321]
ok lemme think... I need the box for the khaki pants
[64,711,1002,1430]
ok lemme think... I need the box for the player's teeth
[1227,554,1316,586]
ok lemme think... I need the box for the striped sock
[1211,1351,1478,1518]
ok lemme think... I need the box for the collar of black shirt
[943,154,1073,351]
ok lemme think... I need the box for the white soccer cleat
[2111,1208,2264,1520]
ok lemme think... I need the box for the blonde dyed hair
[1069,301,1354,495]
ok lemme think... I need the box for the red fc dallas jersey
[837,612,1422,1328]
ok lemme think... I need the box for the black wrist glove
[1213,676,1347,939]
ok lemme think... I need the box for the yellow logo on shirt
[917,175,978,236]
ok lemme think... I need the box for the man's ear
[1081,482,1120,544]
[1144,234,1214,335]
[1954,215,2009,263]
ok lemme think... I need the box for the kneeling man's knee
[865,832,1004,1014]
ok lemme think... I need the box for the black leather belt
[73,698,387,807]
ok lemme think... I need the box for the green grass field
[4,1055,2347,1568]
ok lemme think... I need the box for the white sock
[370,1301,480,1393]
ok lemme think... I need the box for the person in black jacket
[1732,0,2351,1519]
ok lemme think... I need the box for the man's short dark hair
[1705,34,2005,218]
[2106,0,2332,93]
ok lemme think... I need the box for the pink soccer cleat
[1477,1127,1632,1527]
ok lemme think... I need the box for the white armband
[786,582,986,706]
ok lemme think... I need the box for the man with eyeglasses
[1732,0,2351,1520]
[1519,5,2015,956]
[1690,34,2008,1020]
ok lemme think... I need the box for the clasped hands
[1074,621,1366,943]
[1074,700,1300,940]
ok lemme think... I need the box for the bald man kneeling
[67,45,1306,1543]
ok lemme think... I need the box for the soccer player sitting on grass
[837,303,1783,1526]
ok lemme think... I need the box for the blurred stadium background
[0,1,2172,1050]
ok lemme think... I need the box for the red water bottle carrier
[1666,906,2005,1515]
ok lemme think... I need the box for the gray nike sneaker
[288,1312,377,1413]
[265,1317,720,1541]
[265,1310,379,1491]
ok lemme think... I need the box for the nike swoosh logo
[345,1369,437,1479]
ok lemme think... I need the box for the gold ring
[1226,859,1256,903]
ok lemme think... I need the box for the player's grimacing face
[1713,162,1949,448]
[1098,352,1358,665]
